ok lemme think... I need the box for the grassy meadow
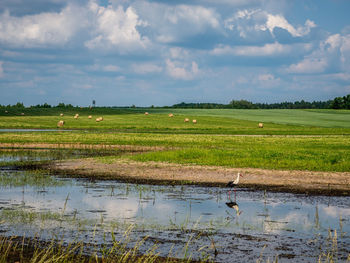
[0,108,349,172]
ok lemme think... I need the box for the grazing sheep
[96,117,103,122]
[88,115,92,119]
[57,120,65,127]
[184,118,189,122]
[74,115,79,119]
[168,113,174,117]
[60,113,64,117]
[145,112,149,115]
[258,122,264,128]
[192,119,197,124]
[21,113,25,116]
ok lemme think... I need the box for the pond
[0,150,349,262]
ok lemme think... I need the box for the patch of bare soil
[50,158,350,196]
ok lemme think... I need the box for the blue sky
[1,0,350,106]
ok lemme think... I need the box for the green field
[1,108,350,134]
[0,108,349,172]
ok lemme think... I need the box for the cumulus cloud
[165,59,199,80]
[0,0,149,53]
[132,63,162,74]
[287,33,350,74]
[169,47,189,59]
[224,9,316,39]
[135,2,220,45]
[85,1,149,52]
[0,4,85,47]
[265,14,316,37]
[287,58,327,74]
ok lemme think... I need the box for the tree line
[172,94,350,109]
[1,94,350,110]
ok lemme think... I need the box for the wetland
[0,109,350,262]
[0,148,349,262]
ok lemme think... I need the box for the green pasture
[0,108,350,134]
[146,108,350,128]
[0,131,349,172]
[0,108,349,172]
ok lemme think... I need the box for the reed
[0,229,213,263]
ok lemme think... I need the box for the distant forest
[1,94,350,110]
[172,94,350,110]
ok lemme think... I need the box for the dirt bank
[50,158,350,196]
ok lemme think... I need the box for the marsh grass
[0,228,212,263]
[0,170,68,188]
[0,148,121,169]
[317,229,350,263]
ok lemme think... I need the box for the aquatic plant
[0,169,68,188]
[0,227,214,263]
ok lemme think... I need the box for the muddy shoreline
[49,158,350,196]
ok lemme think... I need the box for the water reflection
[225,201,242,216]
[0,170,349,261]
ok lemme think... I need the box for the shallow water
[0,169,349,262]
[0,149,116,164]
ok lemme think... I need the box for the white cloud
[224,9,316,39]
[165,59,199,80]
[287,58,327,74]
[287,33,350,74]
[85,1,149,52]
[169,47,189,60]
[265,14,316,37]
[166,5,219,29]
[0,5,84,47]
[135,2,220,44]
[132,63,162,74]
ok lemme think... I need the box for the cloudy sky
[1,0,350,106]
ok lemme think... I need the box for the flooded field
[0,149,349,262]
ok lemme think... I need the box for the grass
[0,108,350,172]
[0,232,204,263]
[1,132,349,172]
[1,108,350,134]
[0,170,69,188]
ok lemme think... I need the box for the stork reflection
[225,200,242,216]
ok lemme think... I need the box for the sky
[0,0,350,107]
